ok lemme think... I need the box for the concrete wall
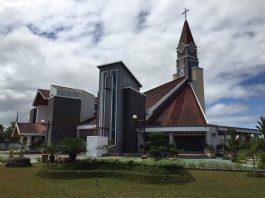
[36,105,48,123]
[86,136,108,157]
[191,67,205,112]
[206,126,219,151]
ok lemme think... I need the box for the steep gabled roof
[32,89,50,106]
[144,77,185,109]
[179,20,194,45]
[39,89,50,99]
[147,83,207,126]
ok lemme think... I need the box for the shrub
[5,157,32,167]
[58,138,86,162]
[205,144,215,153]
[37,158,194,184]
[146,133,179,159]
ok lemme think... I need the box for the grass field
[1,165,265,198]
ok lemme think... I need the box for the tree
[3,122,15,142]
[0,124,4,142]
[240,139,259,176]
[58,138,86,162]
[256,116,265,137]
[46,143,58,163]
[255,116,265,168]
[145,133,179,160]
[1,122,15,150]
[227,128,239,162]
[145,133,168,159]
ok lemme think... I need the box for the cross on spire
[182,8,189,20]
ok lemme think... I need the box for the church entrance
[174,136,205,152]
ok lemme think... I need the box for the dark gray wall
[48,96,81,144]
[29,108,37,123]
[97,62,142,153]
[122,88,145,153]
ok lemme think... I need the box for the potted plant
[204,144,215,158]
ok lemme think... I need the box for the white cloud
[207,103,248,117]
[0,0,265,127]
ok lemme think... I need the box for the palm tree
[59,138,86,162]
[227,128,239,162]
[256,116,265,137]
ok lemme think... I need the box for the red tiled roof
[12,123,47,137]
[144,77,185,109]
[39,89,50,99]
[148,83,206,126]
[179,20,194,44]
[33,89,49,106]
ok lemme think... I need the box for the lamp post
[132,114,146,156]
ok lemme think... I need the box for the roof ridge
[51,85,95,97]
[144,77,185,94]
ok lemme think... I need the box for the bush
[37,158,194,184]
[58,138,86,162]
[205,144,215,153]
[5,157,32,167]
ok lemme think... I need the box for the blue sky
[0,0,264,128]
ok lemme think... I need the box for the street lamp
[132,114,146,156]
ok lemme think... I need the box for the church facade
[81,19,260,153]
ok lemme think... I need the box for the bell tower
[173,19,199,80]
[173,9,205,112]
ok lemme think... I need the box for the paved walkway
[0,152,87,163]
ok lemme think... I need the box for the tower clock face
[179,66,185,77]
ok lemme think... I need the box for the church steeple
[179,20,194,45]
[173,11,205,112]
[174,19,199,81]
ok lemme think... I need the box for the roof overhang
[77,124,97,130]
[145,126,209,132]
[217,125,260,134]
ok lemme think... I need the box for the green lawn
[1,165,265,198]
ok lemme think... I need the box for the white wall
[86,136,108,157]
[36,105,48,123]
[206,126,219,151]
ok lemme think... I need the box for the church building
[12,18,260,154]
[80,18,260,154]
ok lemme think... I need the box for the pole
[143,116,146,155]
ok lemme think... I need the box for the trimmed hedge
[5,157,32,167]
[36,169,193,184]
[37,158,194,184]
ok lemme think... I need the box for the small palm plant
[256,116,265,137]
[59,138,86,162]
[46,143,58,163]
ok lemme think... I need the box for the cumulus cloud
[0,0,265,127]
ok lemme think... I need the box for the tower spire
[173,16,198,80]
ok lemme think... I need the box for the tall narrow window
[110,70,117,145]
